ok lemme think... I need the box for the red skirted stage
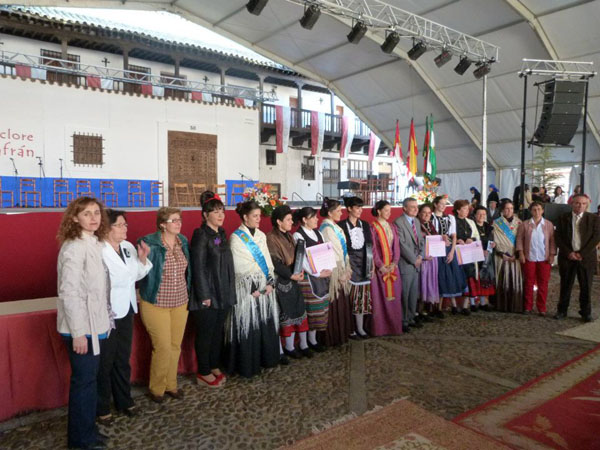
[0,207,410,422]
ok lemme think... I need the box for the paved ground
[1,269,598,449]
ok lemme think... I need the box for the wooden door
[168,131,217,206]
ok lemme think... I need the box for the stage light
[407,41,427,60]
[434,49,452,67]
[473,62,491,79]
[380,30,400,54]
[347,21,368,44]
[246,0,268,16]
[454,56,472,75]
[299,4,321,30]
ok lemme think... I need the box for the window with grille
[301,156,315,180]
[40,49,80,84]
[124,64,151,94]
[348,159,368,179]
[72,133,104,166]
[266,149,277,166]
[161,72,188,99]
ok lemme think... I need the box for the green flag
[425,115,437,180]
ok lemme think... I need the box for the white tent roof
[7,0,600,172]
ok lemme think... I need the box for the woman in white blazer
[97,209,152,425]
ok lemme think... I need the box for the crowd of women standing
[56,191,591,449]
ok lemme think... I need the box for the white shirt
[528,218,546,262]
[572,213,583,251]
[554,193,567,204]
[102,240,153,319]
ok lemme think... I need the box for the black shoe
[523,310,531,315]
[308,341,325,353]
[349,333,361,340]
[121,406,138,418]
[147,392,164,404]
[358,332,370,339]
[554,312,566,320]
[582,315,593,323]
[279,355,290,365]
[402,325,411,333]
[283,348,302,359]
[421,314,434,323]
[299,347,314,358]
[165,390,184,400]
[451,306,458,315]
[461,308,471,316]
[470,305,478,312]
[434,310,445,319]
[480,304,491,312]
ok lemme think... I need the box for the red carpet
[455,345,600,450]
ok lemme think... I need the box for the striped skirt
[299,279,330,331]
[349,283,372,315]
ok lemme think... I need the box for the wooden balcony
[261,104,374,152]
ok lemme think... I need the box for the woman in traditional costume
[432,196,466,313]
[267,205,312,359]
[319,198,353,346]
[472,206,495,311]
[370,200,404,336]
[454,200,481,314]
[292,207,331,352]
[339,196,372,339]
[228,200,280,377]
[417,203,441,317]
[492,200,523,312]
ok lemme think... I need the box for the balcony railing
[0,50,277,102]
[262,103,371,139]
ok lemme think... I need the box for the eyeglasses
[165,218,182,224]
[112,223,128,228]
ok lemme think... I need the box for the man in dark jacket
[554,194,600,322]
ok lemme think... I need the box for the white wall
[437,170,496,203]
[0,76,259,190]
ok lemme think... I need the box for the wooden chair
[100,180,118,207]
[20,178,41,208]
[150,181,164,207]
[0,178,14,208]
[128,181,145,207]
[192,183,207,206]
[231,183,248,205]
[76,180,94,198]
[212,184,227,205]
[53,179,73,207]
[173,183,193,207]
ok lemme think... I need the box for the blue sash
[233,229,270,280]
[495,217,516,246]
[320,222,348,260]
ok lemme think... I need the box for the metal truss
[285,0,500,63]
[0,50,278,102]
[519,59,596,79]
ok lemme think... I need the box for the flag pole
[481,74,488,206]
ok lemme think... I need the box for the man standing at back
[395,198,424,333]
[554,194,600,322]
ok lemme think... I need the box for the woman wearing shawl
[319,197,353,346]
[418,203,441,317]
[454,199,481,315]
[370,200,404,336]
[267,205,312,359]
[492,200,523,312]
[228,200,280,377]
[432,196,467,312]
[293,207,331,353]
[339,196,372,339]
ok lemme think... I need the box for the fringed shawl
[320,218,351,300]
[266,228,296,267]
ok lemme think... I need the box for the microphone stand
[36,156,46,179]
[59,158,64,179]
[10,157,19,206]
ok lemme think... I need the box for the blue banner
[233,228,270,280]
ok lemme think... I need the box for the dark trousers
[190,307,229,376]
[557,259,594,317]
[97,307,135,416]
[64,336,100,448]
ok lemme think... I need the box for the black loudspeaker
[533,80,585,146]
[246,0,268,15]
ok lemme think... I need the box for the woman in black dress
[190,191,236,387]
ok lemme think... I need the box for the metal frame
[285,0,500,63]
[517,58,596,207]
[0,50,277,102]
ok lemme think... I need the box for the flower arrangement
[410,179,441,205]
[242,183,287,216]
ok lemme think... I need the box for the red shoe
[196,374,222,388]
[214,372,226,384]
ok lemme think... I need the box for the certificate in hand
[305,242,337,275]
[456,241,485,265]
[426,235,446,258]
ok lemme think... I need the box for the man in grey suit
[394,198,424,333]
